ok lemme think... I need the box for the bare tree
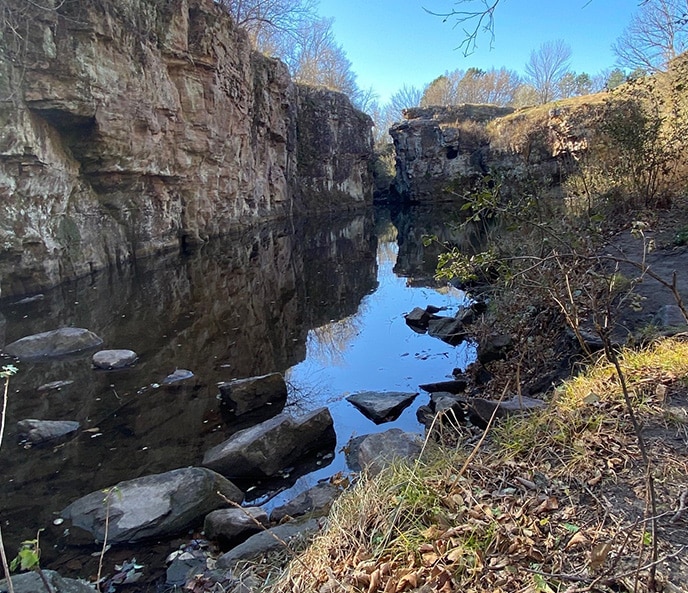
[425,0,501,55]
[216,0,318,47]
[612,0,688,72]
[525,39,572,104]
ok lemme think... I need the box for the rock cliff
[389,105,513,200]
[0,0,373,297]
[388,101,606,202]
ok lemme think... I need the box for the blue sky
[318,0,640,103]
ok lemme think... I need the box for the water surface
[0,205,474,561]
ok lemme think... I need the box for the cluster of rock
[0,0,374,297]
[1,323,430,592]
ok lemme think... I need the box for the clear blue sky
[318,0,640,104]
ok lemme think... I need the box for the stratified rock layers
[0,0,373,297]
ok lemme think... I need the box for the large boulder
[202,408,335,478]
[4,328,103,359]
[218,372,287,417]
[346,391,418,424]
[60,467,243,544]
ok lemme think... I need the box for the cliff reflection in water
[0,212,376,552]
[0,206,480,562]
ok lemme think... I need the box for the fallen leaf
[589,541,612,570]
[535,497,559,514]
[565,531,589,550]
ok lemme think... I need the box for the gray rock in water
[270,482,341,522]
[92,349,138,370]
[419,379,468,394]
[218,372,287,417]
[355,429,423,476]
[162,369,195,384]
[346,391,417,424]
[0,569,94,593]
[4,328,103,359]
[427,316,467,345]
[215,518,322,569]
[17,419,80,444]
[61,467,243,544]
[202,408,335,478]
[204,507,268,543]
[37,379,74,392]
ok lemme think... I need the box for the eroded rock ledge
[0,0,373,297]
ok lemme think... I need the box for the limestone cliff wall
[389,102,605,202]
[0,0,373,297]
[389,105,514,200]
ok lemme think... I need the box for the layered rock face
[389,105,513,200]
[0,0,373,297]
[389,102,606,202]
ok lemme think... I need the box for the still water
[0,205,474,559]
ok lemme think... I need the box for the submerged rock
[218,372,287,417]
[346,391,418,424]
[4,328,103,359]
[92,349,138,370]
[202,408,335,478]
[61,467,243,544]
[17,419,80,444]
[162,369,195,384]
[427,316,467,345]
[37,379,74,392]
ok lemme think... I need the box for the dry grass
[264,338,688,593]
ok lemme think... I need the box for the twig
[670,488,688,523]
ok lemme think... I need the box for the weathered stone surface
[202,408,335,478]
[469,396,546,427]
[162,369,195,385]
[477,333,513,364]
[389,100,615,203]
[37,379,74,392]
[419,379,468,394]
[404,306,436,331]
[390,105,514,200]
[270,482,341,522]
[218,372,287,417]
[0,0,373,297]
[60,467,243,544]
[427,316,467,345]
[355,429,423,476]
[92,349,138,369]
[215,518,322,569]
[0,570,95,593]
[204,507,268,543]
[4,328,103,359]
[17,419,80,444]
[653,304,688,329]
[346,391,418,424]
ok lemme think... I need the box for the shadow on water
[0,205,477,571]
